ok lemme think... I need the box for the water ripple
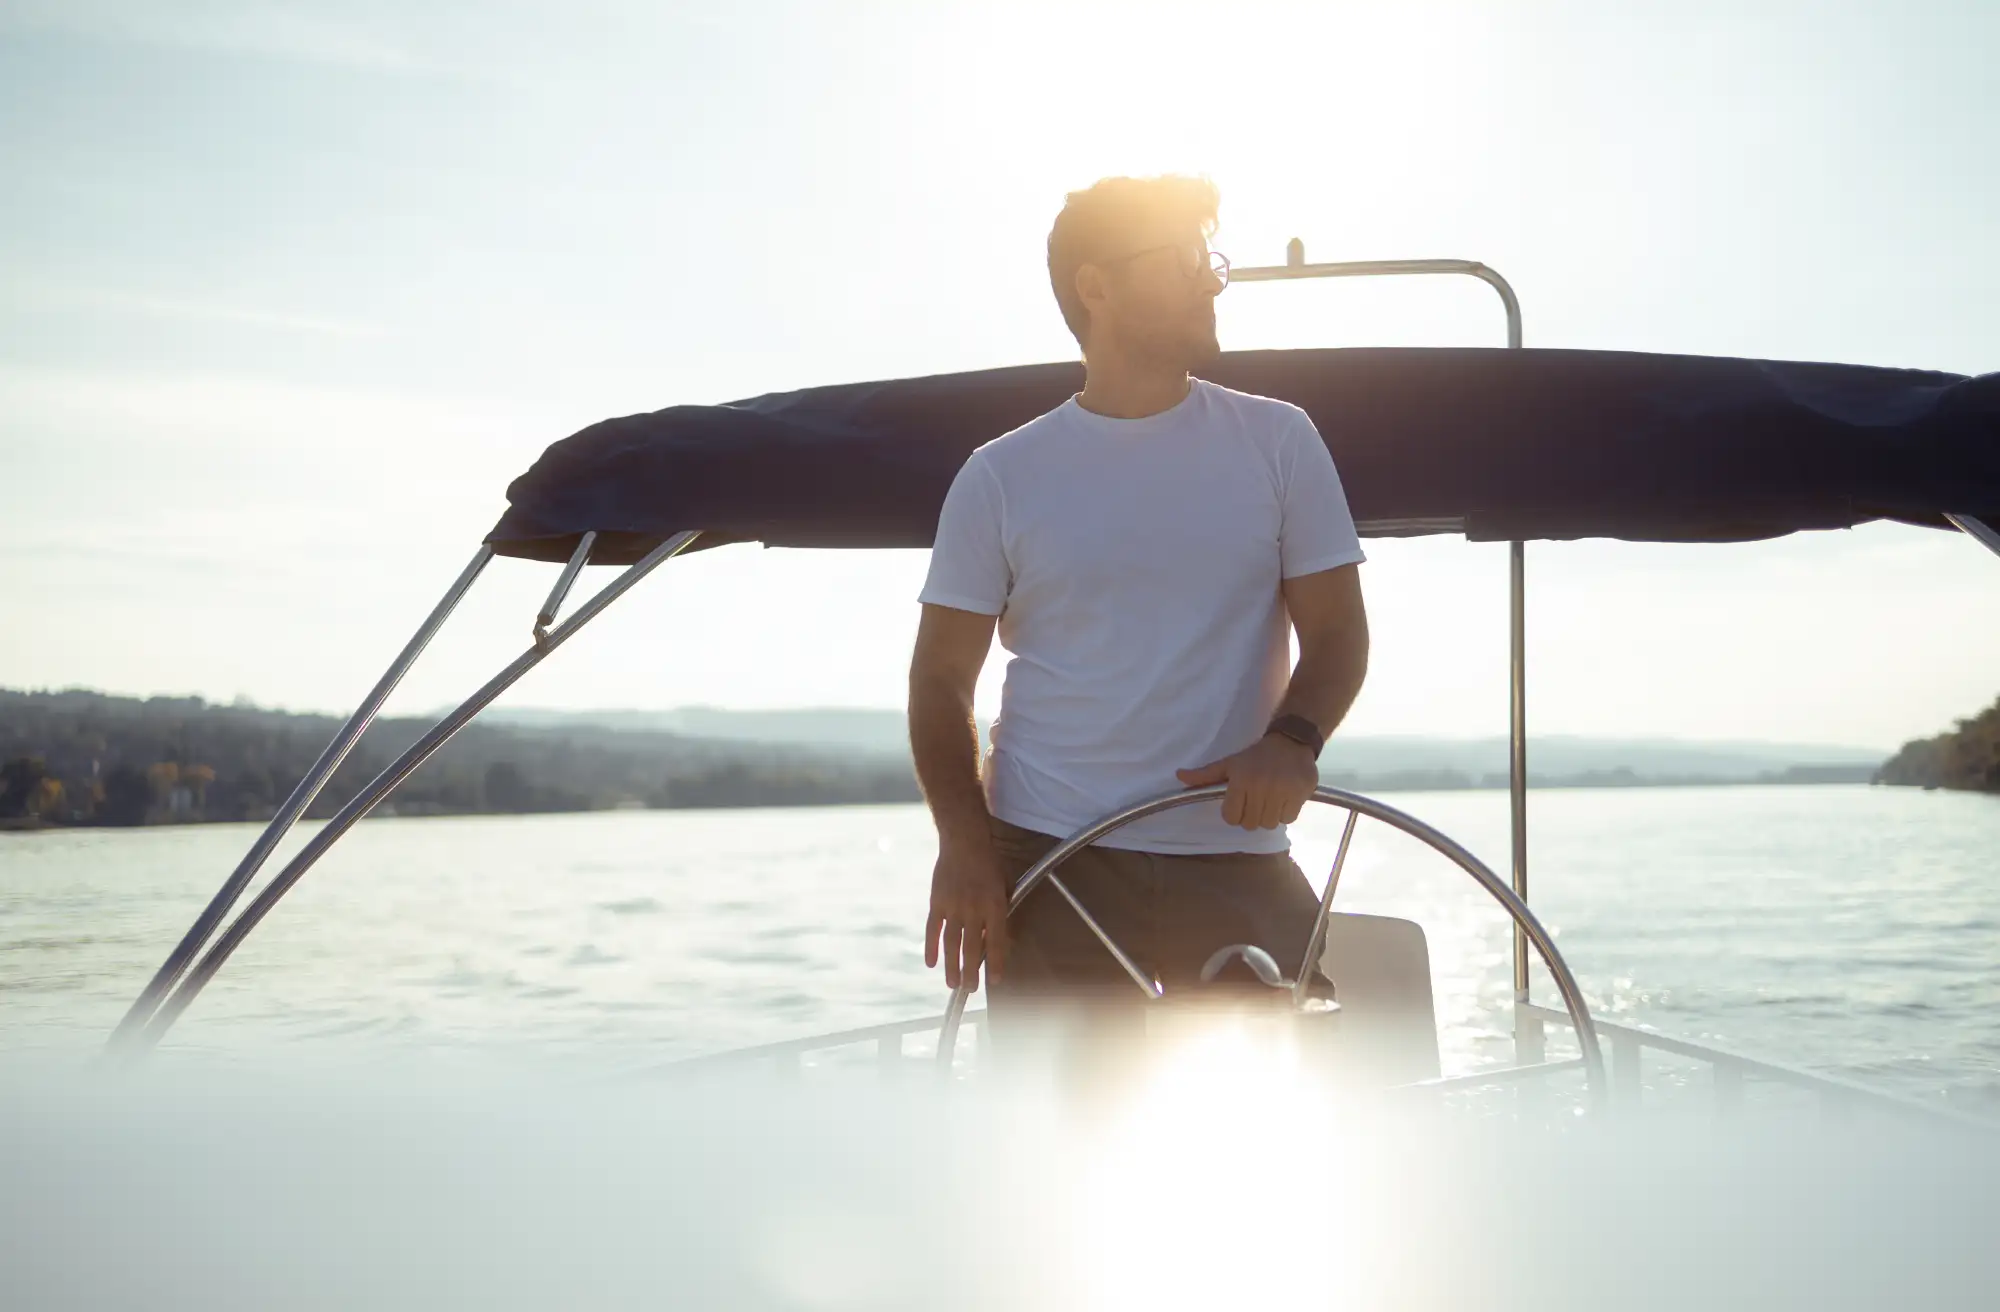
[0,789,1995,1107]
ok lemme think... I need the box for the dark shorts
[984,815,1323,1007]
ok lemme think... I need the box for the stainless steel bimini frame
[108,531,702,1053]
[107,242,2000,1066]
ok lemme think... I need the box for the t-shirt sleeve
[918,454,1011,615]
[1279,411,1367,578]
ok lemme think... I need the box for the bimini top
[486,347,2000,564]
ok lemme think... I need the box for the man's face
[1086,223,1225,369]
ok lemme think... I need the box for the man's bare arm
[1275,562,1370,738]
[909,603,996,847]
[909,602,1008,989]
[1178,564,1369,828]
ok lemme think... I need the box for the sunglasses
[1096,242,1231,288]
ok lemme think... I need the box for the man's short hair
[1046,174,1220,347]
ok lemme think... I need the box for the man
[908,174,1370,1051]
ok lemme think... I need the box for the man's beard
[1133,313,1221,373]
[1184,315,1222,371]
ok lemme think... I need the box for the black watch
[1264,713,1325,756]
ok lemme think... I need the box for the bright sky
[2,0,1996,751]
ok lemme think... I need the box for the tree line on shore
[4,684,1976,831]
[1873,695,2000,793]
[0,689,921,827]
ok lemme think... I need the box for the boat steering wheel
[938,784,1607,1114]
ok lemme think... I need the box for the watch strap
[1265,713,1325,756]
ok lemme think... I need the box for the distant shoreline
[4,686,1908,832]
[0,772,1898,834]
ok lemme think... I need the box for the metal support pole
[128,531,700,1052]
[534,531,597,649]
[107,545,494,1051]
[1230,243,1534,1010]
[1946,512,2000,560]
[1497,276,1530,1014]
[1229,256,1522,330]
[1510,540,1529,1003]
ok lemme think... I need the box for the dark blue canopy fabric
[487,347,2000,564]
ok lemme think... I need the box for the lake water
[3,785,1998,1113]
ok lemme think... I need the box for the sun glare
[1071,1017,1393,1310]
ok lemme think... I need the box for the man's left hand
[1176,734,1319,830]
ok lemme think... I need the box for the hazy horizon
[0,684,1906,757]
[4,1,1997,751]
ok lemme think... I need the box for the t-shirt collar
[1061,378,1206,435]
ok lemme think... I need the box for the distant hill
[1,689,1895,831]
[485,706,922,758]
[1321,734,1883,784]
[487,706,1886,786]
[1876,696,2000,792]
[0,689,920,827]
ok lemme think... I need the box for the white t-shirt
[918,379,1366,854]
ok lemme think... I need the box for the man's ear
[1074,263,1108,318]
